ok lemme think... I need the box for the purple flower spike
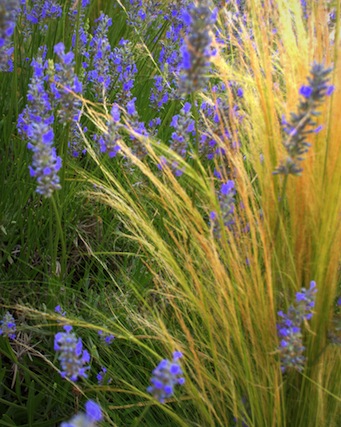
[61,400,103,426]
[0,312,17,340]
[54,325,90,381]
[277,281,317,372]
[147,352,185,403]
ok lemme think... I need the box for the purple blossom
[147,351,185,403]
[210,180,236,237]
[61,400,102,426]
[98,330,115,345]
[22,0,62,26]
[178,1,217,94]
[97,367,112,385]
[87,13,114,99]
[277,281,317,372]
[54,325,90,381]
[95,104,121,158]
[0,0,20,71]
[274,63,334,175]
[50,42,83,124]
[17,50,62,197]
[0,312,16,340]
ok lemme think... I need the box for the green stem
[50,195,67,278]
[274,174,289,241]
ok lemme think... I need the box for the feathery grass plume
[274,63,334,175]
[0,311,16,339]
[0,0,20,71]
[61,400,102,427]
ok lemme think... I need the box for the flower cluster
[165,102,196,175]
[210,181,236,238]
[22,0,62,24]
[21,0,62,34]
[0,0,20,72]
[50,42,83,124]
[277,281,317,372]
[147,351,185,403]
[149,1,188,108]
[127,0,163,36]
[274,63,334,175]
[87,13,114,99]
[61,400,102,427]
[54,325,90,381]
[0,312,16,340]
[112,39,137,106]
[178,1,217,94]
[95,104,122,158]
[97,330,115,345]
[125,98,149,160]
[17,50,62,197]
[97,367,112,385]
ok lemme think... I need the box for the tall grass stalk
[79,1,341,426]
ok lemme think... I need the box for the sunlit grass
[0,0,340,426]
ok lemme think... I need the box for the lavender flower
[178,1,217,94]
[21,0,62,36]
[124,97,149,160]
[274,63,334,175]
[50,42,83,124]
[61,400,103,427]
[95,104,121,158]
[54,325,90,381]
[98,330,115,345]
[55,305,66,316]
[277,281,317,372]
[112,39,137,106]
[87,13,114,99]
[0,0,20,72]
[147,351,185,403]
[21,0,62,25]
[0,312,16,340]
[127,0,162,35]
[210,181,236,237]
[17,50,62,197]
[97,367,112,385]
[170,102,195,157]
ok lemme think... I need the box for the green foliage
[1,0,340,426]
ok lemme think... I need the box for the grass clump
[0,0,340,426]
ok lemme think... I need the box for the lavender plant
[274,63,334,176]
[0,311,16,339]
[277,281,317,372]
[178,0,217,94]
[17,50,62,197]
[87,13,114,100]
[95,103,121,158]
[50,42,83,125]
[147,351,185,403]
[0,0,20,72]
[54,325,90,381]
[210,180,236,238]
[61,400,102,427]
